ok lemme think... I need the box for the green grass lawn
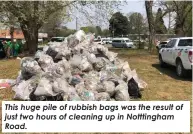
[0,49,192,134]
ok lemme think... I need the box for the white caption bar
[2,101,190,133]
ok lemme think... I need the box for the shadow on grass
[152,63,192,82]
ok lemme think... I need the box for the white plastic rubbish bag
[95,92,110,101]
[67,35,79,48]
[55,47,71,60]
[99,70,119,82]
[85,33,95,44]
[21,57,42,79]
[114,58,125,69]
[52,78,71,94]
[105,64,118,72]
[87,53,97,64]
[75,82,86,95]
[68,75,83,86]
[102,81,115,97]
[43,45,49,52]
[84,77,103,92]
[79,90,95,101]
[12,77,38,101]
[94,57,106,71]
[38,54,54,72]
[47,59,72,79]
[106,51,118,62]
[34,50,45,60]
[79,56,92,72]
[114,81,130,101]
[34,77,55,96]
[75,30,86,42]
[122,61,131,74]
[68,92,82,101]
[16,71,23,85]
[121,61,132,81]
[82,51,96,64]
[69,55,82,68]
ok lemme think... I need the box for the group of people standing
[0,40,22,59]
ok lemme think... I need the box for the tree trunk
[175,24,184,37]
[145,1,156,53]
[28,22,38,54]
[174,1,192,37]
[175,14,185,37]
[20,22,38,54]
[19,1,39,55]
[20,23,29,51]
[10,26,14,43]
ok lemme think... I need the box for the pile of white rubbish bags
[12,30,147,101]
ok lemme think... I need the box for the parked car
[94,37,113,45]
[50,37,65,42]
[156,40,169,50]
[108,40,112,44]
[101,38,108,44]
[159,37,193,77]
[94,38,104,45]
[101,38,113,44]
[112,38,135,48]
[106,37,113,44]
[48,37,65,45]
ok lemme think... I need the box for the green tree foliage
[158,1,192,36]
[109,12,129,36]
[0,1,73,54]
[0,1,125,54]
[184,9,192,36]
[80,26,110,37]
[102,29,110,37]
[172,1,192,36]
[40,11,68,38]
[55,27,76,37]
[127,12,147,34]
[154,8,167,34]
[80,26,96,34]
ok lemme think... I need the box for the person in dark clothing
[0,41,6,59]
